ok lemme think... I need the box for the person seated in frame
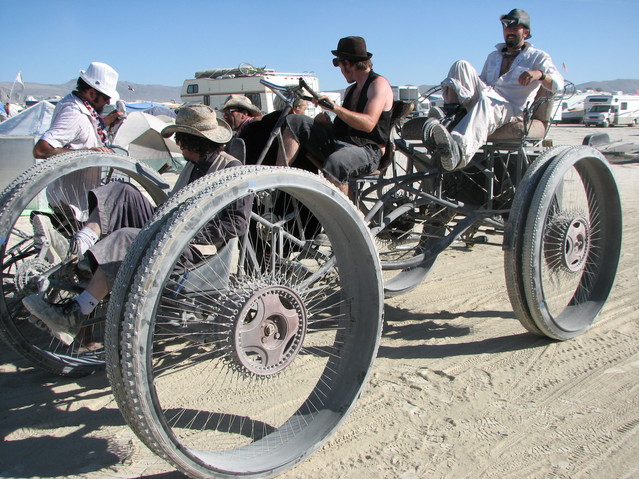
[221,94,262,135]
[22,104,252,346]
[30,62,125,263]
[276,36,394,197]
[424,8,563,171]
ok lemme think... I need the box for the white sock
[73,227,99,255]
[75,291,100,315]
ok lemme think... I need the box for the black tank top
[333,71,392,147]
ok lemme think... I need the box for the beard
[505,36,518,48]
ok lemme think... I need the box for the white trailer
[583,93,639,127]
[180,66,322,117]
[559,91,599,124]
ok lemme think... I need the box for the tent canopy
[0,101,55,136]
[112,111,181,162]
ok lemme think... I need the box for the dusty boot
[31,214,69,264]
[22,295,85,346]
[430,123,462,171]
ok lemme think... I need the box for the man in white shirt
[427,9,564,171]
[35,62,122,159]
[31,62,123,262]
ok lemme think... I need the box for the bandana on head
[83,100,108,144]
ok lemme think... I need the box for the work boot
[430,123,462,171]
[22,295,85,346]
[422,118,440,150]
[31,214,69,264]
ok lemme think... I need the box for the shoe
[427,106,445,121]
[422,118,440,150]
[430,123,462,171]
[22,295,85,346]
[31,214,69,264]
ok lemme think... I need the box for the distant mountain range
[1,78,638,105]
[0,80,182,104]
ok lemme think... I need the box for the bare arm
[320,77,394,133]
[33,139,113,159]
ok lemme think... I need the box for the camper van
[559,91,598,124]
[583,93,639,127]
[180,67,322,117]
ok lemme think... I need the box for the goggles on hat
[501,18,522,28]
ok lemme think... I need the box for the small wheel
[107,166,383,478]
[520,146,622,340]
[0,151,168,377]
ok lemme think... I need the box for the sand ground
[1,124,638,479]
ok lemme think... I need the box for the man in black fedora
[277,35,394,197]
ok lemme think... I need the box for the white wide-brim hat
[80,62,120,102]
[162,104,233,144]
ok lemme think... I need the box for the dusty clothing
[286,70,392,184]
[442,43,563,166]
[41,93,106,221]
[86,151,249,285]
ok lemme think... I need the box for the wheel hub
[547,215,591,273]
[230,285,307,376]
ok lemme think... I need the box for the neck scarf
[82,99,108,144]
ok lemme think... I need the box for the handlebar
[260,78,334,110]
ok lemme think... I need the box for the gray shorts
[85,182,154,286]
[286,115,382,184]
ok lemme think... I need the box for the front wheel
[521,146,622,340]
[0,151,168,376]
[107,167,384,478]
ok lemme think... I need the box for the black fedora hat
[331,36,373,61]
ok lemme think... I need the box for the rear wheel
[504,146,570,335]
[0,151,168,377]
[107,167,383,478]
[520,147,622,339]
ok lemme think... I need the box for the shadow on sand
[0,348,186,478]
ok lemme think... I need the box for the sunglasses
[332,58,346,67]
[96,91,111,103]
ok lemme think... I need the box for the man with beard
[30,62,124,263]
[34,62,122,159]
[425,8,563,171]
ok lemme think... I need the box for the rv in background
[392,85,431,116]
[180,67,322,117]
[583,93,639,127]
[559,91,599,124]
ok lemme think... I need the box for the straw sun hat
[161,104,233,144]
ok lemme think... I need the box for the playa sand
[1,125,638,479]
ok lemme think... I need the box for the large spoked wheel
[106,166,383,478]
[504,146,571,336]
[0,151,169,377]
[519,146,622,340]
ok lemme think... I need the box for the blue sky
[1,0,638,91]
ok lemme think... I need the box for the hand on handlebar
[314,95,335,111]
